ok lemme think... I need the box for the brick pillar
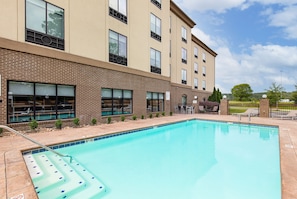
[220,99,229,115]
[259,98,269,118]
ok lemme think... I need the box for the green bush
[170,111,173,116]
[107,117,112,124]
[55,119,63,129]
[156,113,159,117]
[0,128,3,134]
[29,120,38,130]
[149,113,153,118]
[141,115,145,119]
[132,115,137,120]
[121,116,125,122]
[91,118,97,125]
[162,112,165,116]
[73,118,80,127]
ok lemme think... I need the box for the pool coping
[1,114,297,199]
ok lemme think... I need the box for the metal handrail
[0,125,73,163]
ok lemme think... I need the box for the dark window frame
[150,48,161,74]
[25,0,65,50]
[7,81,75,123]
[151,0,161,9]
[109,30,127,66]
[146,92,164,112]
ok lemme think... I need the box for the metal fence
[270,103,297,118]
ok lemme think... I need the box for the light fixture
[223,95,227,99]
[262,94,267,99]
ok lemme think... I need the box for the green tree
[231,83,253,101]
[291,84,297,104]
[266,82,285,106]
[208,87,222,103]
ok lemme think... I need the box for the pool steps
[23,153,107,199]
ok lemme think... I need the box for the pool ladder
[0,125,73,163]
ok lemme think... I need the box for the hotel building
[0,0,217,128]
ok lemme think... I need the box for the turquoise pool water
[25,120,281,199]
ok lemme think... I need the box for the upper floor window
[109,0,127,24]
[151,0,161,9]
[182,48,187,64]
[150,14,161,42]
[202,80,206,90]
[202,66,206,76]
[202,52,206,62]
[150,48,161,74]
[25,0,64,50]
[181,27,187,43]
[194,63,198,74]
[194,47,198,58]
[109,30,127,66]
[194,78,198,89]
[181,69,187,84]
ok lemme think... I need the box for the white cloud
[173,0,297,13]
[267,5,297,39]
[216,44,297,93]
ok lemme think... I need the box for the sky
[173,0,297,94]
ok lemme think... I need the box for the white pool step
[23,153,107,199]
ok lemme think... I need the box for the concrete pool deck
[1,114,296,199]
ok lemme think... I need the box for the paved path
[1,114,296,199]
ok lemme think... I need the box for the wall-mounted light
[194,96,197,99]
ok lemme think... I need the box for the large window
[109,30,127,66]
[194,62,198,74]
[194,47,198,58]
[181,69,187,84]
[109,0,127,23]
[182,48,187,64]
[202,66,206,76]
[150,48,161,74]
[194,78,198,89]
[202,80,206,90]
[101,88,133,116]
[182,27,187,43]
[146,92,164,112]
[150,14,162,42]
[26,0,64,50]
[202,52,206,62]
[8,81,75,123]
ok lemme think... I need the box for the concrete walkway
[1,114,296,199]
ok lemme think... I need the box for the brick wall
[0,46,171,129]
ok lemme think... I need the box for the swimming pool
[23,120,281,199]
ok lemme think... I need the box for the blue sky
[173,0,297,93]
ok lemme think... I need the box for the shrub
[149,113,153,118]
[73,118,80,127]
[107,117,112,124]
[121,116,125,122]
[55,119,63,129]
[29,120,38,130]
[162,112,165,116]
[132,115,137,120]
[0,128,3,134]
[170,111,173,116]
[141,115,145,119]
[91,118,97,125]
[156,113,159,118]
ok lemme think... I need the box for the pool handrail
[0,125,73,163]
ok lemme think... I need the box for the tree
[266,82,285,106]
[231,83,253,101]
[291,84,297,104]
[208,87,222,103]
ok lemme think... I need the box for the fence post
[259,97,270,118]
[220,98,229,115]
